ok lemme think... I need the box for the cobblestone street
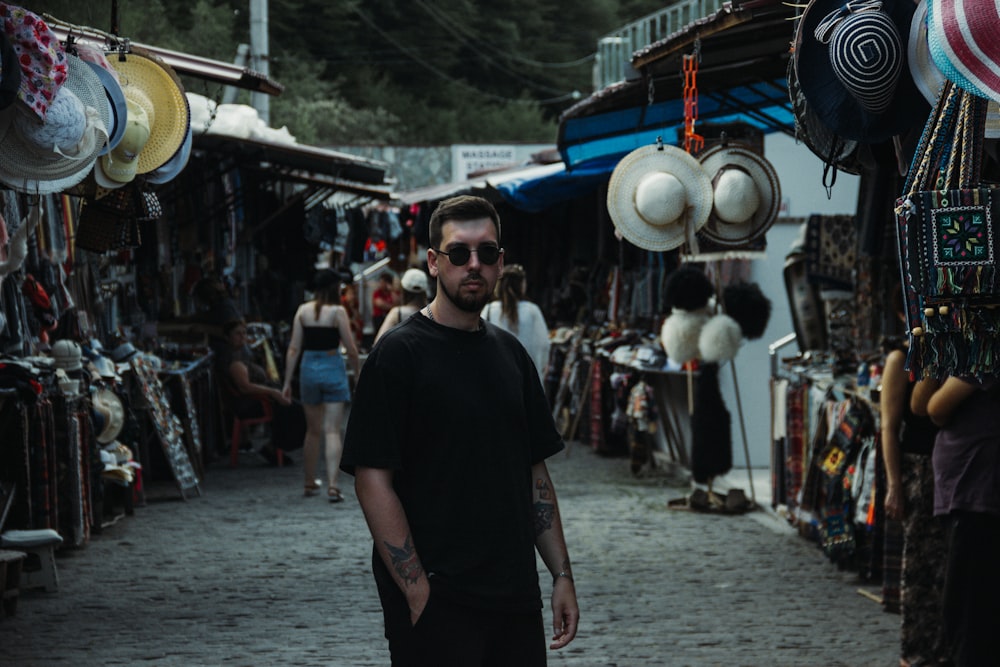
[1,444,899,666]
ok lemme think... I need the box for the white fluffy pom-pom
[660,310,708,363]
[698,313,744,363]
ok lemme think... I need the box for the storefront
[0,5,394,610]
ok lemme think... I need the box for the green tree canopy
[33,0,666,145]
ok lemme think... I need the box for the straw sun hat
[92,387,125,444]
[107,49,189,175]
[0,52,108,195]
[698,144,781,248]
[606,143,713,252]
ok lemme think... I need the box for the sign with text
[452,145,517,181]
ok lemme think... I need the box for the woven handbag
[896,81,1000,379]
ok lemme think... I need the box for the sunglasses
[434,244,502,266]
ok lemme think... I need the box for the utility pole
[249,0,269,124]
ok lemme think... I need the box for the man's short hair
[428,195,501,250]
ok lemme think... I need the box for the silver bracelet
[553,571,573,585]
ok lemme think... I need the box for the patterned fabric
[805,214,856,290]
[900,454,950,665]
[0,3,66,119]
[882,517,904,613]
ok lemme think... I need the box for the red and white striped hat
[927,0,1000,102]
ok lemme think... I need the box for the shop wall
[721,133,861,468]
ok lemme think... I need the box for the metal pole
[249,0,270,124]
[729,361,756,505]
[111,0,120,35]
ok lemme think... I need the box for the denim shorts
[299,350,350,405]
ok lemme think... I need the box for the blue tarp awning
[559,80,793,170]
[488,157,620,213]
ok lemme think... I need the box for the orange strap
[683,54,703,155]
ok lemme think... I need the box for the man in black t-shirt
[342,196,579,666]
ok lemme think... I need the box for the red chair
[229,399,281,468]
[216,374,282,468]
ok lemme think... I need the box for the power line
[406,0,567,95]
[351,7,579,105]
[413,0,595,70]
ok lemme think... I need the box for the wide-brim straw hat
[606,143,713,252]
[83,58,127,155]
[927,0,1000,103]
[0,53,108,195]
[909,0,1000,136]
[146,124,192,185]
[698,144,781,247]
[93,387,124,444]
[108,49,188,174]
[795,0,929,143]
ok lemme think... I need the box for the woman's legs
[324,402,346,493]
[302,403,325,489]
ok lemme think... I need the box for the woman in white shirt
[481,263,550,382]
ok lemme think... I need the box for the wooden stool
[0,530,63,592]
[0,549,25,617]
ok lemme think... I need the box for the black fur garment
[690,362,732,483]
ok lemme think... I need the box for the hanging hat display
[0,52,108,194]
[71,43,127,156]
[145,123,191,185]
[52,339,83,371]
[926,0,1000,102]
[95,99,150,187]
[0,3,66,120]
[697,144,781,248]
[606,142,714,252]
[107,48,189,174]
[0,29,19,112]
[786,58,864,176]
[794,0,929,143]
[92,387,124,444]
[908,0,1000,136]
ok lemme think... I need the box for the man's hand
[550,576,579,649]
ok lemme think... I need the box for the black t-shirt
[341,313,564,611]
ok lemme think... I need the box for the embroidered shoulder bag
[895,82,999,379]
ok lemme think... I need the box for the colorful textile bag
[896,81,1000,379]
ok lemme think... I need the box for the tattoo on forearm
[384,535,423,585]
[534,478,556,536]
[534,501,555,536]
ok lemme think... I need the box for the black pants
[373,554,546,667]
[943,510,1000,666]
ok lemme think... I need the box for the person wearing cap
[342,196,578,665]
[373,268,429,343]
[282,269,360,501]
[481,263,551,383]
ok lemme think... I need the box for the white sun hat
[697,144,781,247]
[606,142,713,252]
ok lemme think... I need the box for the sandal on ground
[304,480,322,497]
[328,487,344,503]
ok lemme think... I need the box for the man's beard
[438,274,492,313]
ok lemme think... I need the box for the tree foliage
[32,0,666,145]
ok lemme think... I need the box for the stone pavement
[1,443,900,666]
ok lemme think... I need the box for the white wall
[718,132,860,467]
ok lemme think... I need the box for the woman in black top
[283,269,360,500]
